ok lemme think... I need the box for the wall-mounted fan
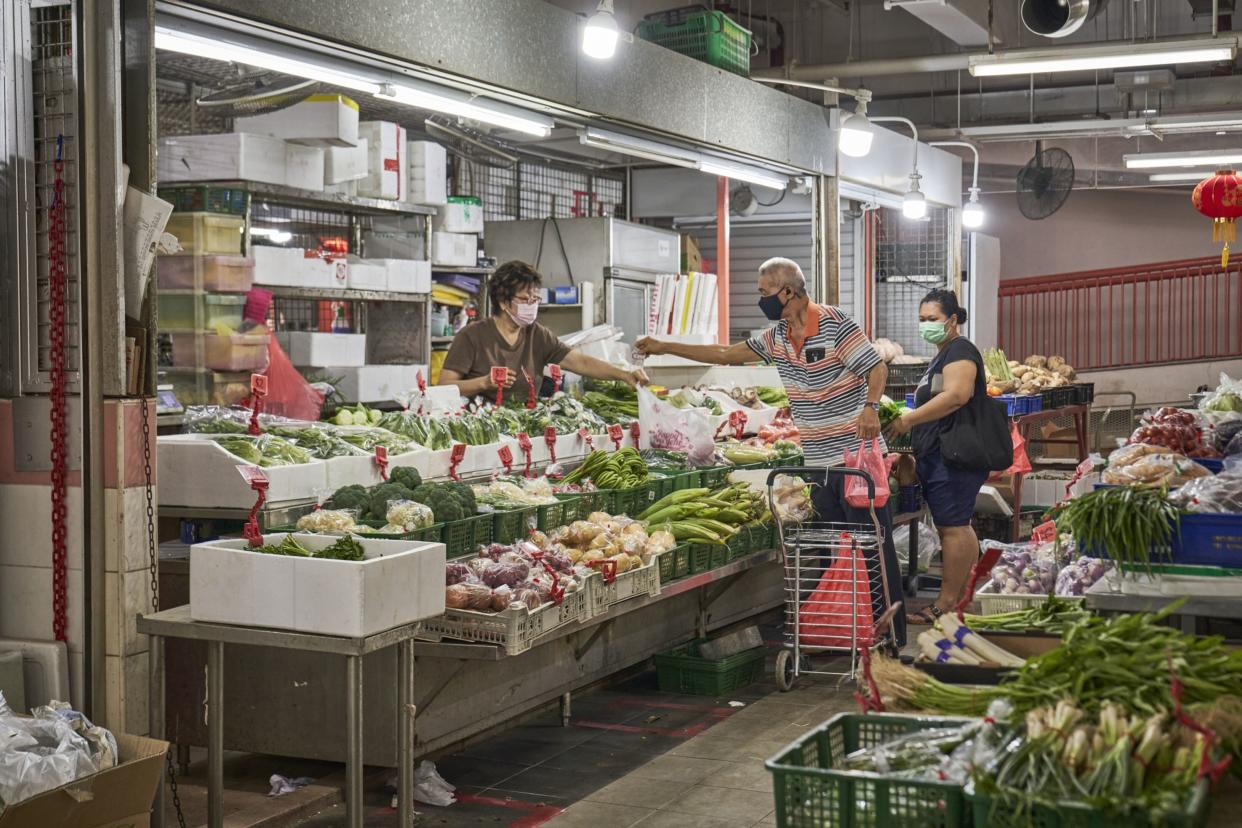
[196,74,318,117]
[1017,142,1074,220]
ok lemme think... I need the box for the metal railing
[998,256,1242,372]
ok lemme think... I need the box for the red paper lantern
[1192,169,1242,267]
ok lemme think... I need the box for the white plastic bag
[637,386,717,466]
[1199,372,1242,415]
[0,692,105,809]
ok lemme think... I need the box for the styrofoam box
[190,533,446,637]
[379,259,431,294]
[252,246,337,289]
[432,232,477,267]
[434,198,484,234]
[363,231,420,260]
[159,133,288,185]
[277,332,366,367]
[358,121,406,200]
[285,144,325,192]
[347,259,387,290]
[325,180,358,197]
[157,434,327,509]
[233,94,360,147]
[408,141,447,206]
[325,138,369,184]
[320,364,426,403]
[324,443,428,490]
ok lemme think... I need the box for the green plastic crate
[727,530,750,560]
[657,544,692,583]
[647,472,676,501]
[442,514,493,558]
[537,496,577,532]
[654,640,765,695]
[765,713,974,828]
[672,469,702,490]
[967,782,1210,828]
[608,484,654,518]
[158,185,250,216]
[563,490,607,520]
[699,467,730,488]
[492,506,537,544]
[637,8,753,77]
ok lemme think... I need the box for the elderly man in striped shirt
[636,257,905,647]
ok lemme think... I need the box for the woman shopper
[439,260,647,399]
[884,289,990,625]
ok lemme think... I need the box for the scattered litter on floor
[267,774,313,796]
[729,701,746,707]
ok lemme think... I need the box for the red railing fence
[998,256,1242,372]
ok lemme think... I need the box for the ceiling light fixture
[376,82,553,137]
[582,0,619,60]
[931,140,984,229]
[968,36,1237,77]
[1124,149,1242,169]
[697,158,788,191]
[1148,171,1217,182]
[579,128,787,189]
[902,175,927,220]
[753,77,875,158]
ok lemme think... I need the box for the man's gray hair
[758,257,807,295]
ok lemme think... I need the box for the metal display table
[1084,580,1242,633]
[138,607,422,828]
[1009,404,1091,540]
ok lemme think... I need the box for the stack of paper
[649,272,718,337]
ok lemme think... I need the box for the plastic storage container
[169,332,269,371]
[158,254,255,292]
[159,185,250,216]
[637,8,753,76]
[165,212,245,255]
[653,640,765,695]
[158,293,246,332]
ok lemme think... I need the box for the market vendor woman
[439,260,648,399]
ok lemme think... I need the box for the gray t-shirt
[442,317,570,400]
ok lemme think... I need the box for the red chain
[49,135,68,643]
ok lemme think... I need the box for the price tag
[522,367,537,409]
[497,444,514,474]
[629,421,641,447]
[374,445,389,481]
[237,466,269,488]
[416,370,426,394]
[248,373,268,435]
[544,427,558,464]
[1032,520,1057,544]
[250,373,268,397]
[236,467,269,547]
[729,410,747,440]
[588,558,618,584]
[578,427,593,449]
[449,443,467,481]
[956,544,1003,621]
[550,364,563,394]
[607,423,623,451]
[517,433,534,477]
[491,366,508,407]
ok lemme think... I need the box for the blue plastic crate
[1193,457,1224,474]
[1022,394,1043,414]
[905,392,917,409]
[997,394,1018,417]
[1171,512,1242,567]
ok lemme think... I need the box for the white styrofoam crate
[325,139,369,183]
[379,258,432,294]
[358,121,406,200]
[319,364,425,403]
[234,94,360,147]
[434,199,484,234]
[157,434,327,509]
[431,231,477,266]
[158,133,287,185]
[408,140,447,206]
[191,533,446,636]
[277,332,366,367]
[285,144,325,191]
[324,448,428,492]
[253,246,336,289]
[346,260,387,290]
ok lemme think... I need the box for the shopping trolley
[766,466,897,692]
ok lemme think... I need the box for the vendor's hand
[624,367,650,387]
[634,337,665,356]
[883,413,914,441]
[857,406,881,440]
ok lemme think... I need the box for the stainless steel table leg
[207,640,224,828]
[346,654,364,828]
[560,692,572,727]
[149,634,166,828]
[397,640,415,827]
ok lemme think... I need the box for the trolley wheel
[775,649,796,692]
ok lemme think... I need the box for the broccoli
[326,484,370,513]
[367,482,415,521]
[410,482,436,504]
[390,466,422,491]
[425,489,464,523]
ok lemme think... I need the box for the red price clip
[374,445,389,481]
[1032,520,1057,544]
[1065,456,1096,498]
[607,423,623,451]
[729,410,747,440]
[491,366,508,407]
[248,373,268,435]
[629,421,641,447]
[550,364,563,394]
[497,444,514,474]
[449,443,467,481]
[578,427,593,449]
[522,367,537,409]
[588,558,618,584]
[516,433,534,477]
[544,427,558,464]
[237,466,269,547]
[956,545,1003,621]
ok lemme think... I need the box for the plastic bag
[1169,470,1242,513]
[0,692,111,809]
[891,519,941,570]
[843,439,892,508]
[1102,444,1211,487]
[990,423,1032,480]
[240,333,325,421]
[1199,372,1242,414]
[295,509,358,534]
[795,543,876,648]
[638,385,717,466]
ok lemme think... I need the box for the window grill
[454,157,624,222]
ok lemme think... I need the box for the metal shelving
[187,179,437,217]
[265,285,430,303]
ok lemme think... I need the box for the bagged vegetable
[1169,470,1242,513]
[1200,372,1242,413]
[638,386,717,466]
[385,500,435,531]
[295,509,358,534]
[843,439,892,508]
[1102,444,1211,487]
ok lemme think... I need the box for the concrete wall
[1080,359,1242,408]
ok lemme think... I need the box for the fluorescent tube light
[969,37,1237,77]
[697,158,788,191]
[1124,149,1242,169]
[579,128,701,169]
[376,83,553,137]
[1148,171,1218,182]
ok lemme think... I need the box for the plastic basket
[653,640,765,695]
[967,780,1209,828]
[416,589,589,656]
[606,484,656,518]
[975,583,1086,616]
[647,472,677,501]
[537,496,577,532]
[1072,382,1095,405]
[727,530,750,560]
[670,469,702,491]
[441,514,493,558]
[636,8,753,76]
[586,557,661,617]
[159,185,251,216]
[491,506,537,544]
[1040,387,1077,411]
[687,542,716,573]
[699,467,730,488]
[564,490,607,520]
[657,544,692,583]
[766,713,974,828]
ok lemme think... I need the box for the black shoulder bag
[937,350,1014,472]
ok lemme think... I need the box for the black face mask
[758,289,788,321]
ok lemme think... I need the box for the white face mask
[508,301,538,327]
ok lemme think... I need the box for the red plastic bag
[843,439,892,508]
[796,541,876,648]
[240,333,325,421]
[989,423,1032,481]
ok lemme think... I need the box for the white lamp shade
[582,12,619,59]
[838,112,874,158]
[962,199,985,229]
[902,189,927,220]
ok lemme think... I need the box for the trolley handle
[764,466,876,501]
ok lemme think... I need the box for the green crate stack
[636,8,753,77]
[700,467,731,488]
[647,473,676,502]
[669,469,701,491]
[537,496,578,532]
[609,485,653,518]
[726,530,750,561]
[710,543,730,569]
[441,514,493,558]
[492,506,537,544]
[654,640,765,695]
[766,713,973,828]
[687,542,714,574]
[657,544,692,584]
[564,490,607,520]
[470,513,494,549]
[158,185,250,216]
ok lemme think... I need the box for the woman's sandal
[905,605,943,625]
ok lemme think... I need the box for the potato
[583,549,605,563]
[1025,355,1048,369]
[1056,364,1076,380]
[588,532,613,550]
[587,512,612,524]
[1048,355,1066,370]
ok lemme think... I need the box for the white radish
[917,631,980,665]
[938,614,1025,667]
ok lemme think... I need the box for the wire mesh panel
[454,157,625,222]
[874,207,949,360]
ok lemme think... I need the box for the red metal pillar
[716,176,730,345]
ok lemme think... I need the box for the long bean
[1050,485,1181,573]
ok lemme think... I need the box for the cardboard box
[233,93,360,147]
[0,731,169,828]
[681,234,702,272]
[325,138,369,184]
[434,196,484,234]
[157,434,327,509]
[284,143,325,191]
[431,231,477,267]
[408,140,448,206]
[191,533,446,636]
[377,258,432,294]
[158,133,287,186]
[277,332,366,367]
[1038,423,1081,459]
[319,364,426,403]
[357,121,407,200]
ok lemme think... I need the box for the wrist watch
[867,402,881,411]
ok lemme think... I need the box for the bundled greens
[212,435,311,467]
[963,596,1092,634]
[266,426,366,459]
[562,448,648,489]
[1049,485,1182,573]
[336,427,413,454]
[983,348,1015,382]
[249,533,365,561]
[581,391,638,423]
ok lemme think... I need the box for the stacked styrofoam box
[325,139,369,185]
[358,121,407,201]
[432,232,477,267]
[320,364,427,403]
[284,144,325,191]
[156,434,327,509]
[276,332,366,367]
[252,246,337,288]
[234,94,360,147]
[434,197,484,234]
[344,257,387,290]
[408,140,447,206]
[158,133,289,186]
[378,259,432,294]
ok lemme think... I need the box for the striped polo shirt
[746,304,884,467]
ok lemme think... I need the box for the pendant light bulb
[837,100,874,158]
[962,187,985,229]
[582,0,619,60]
[902,173,927,220]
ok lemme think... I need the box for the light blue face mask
[919,320,948,344]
